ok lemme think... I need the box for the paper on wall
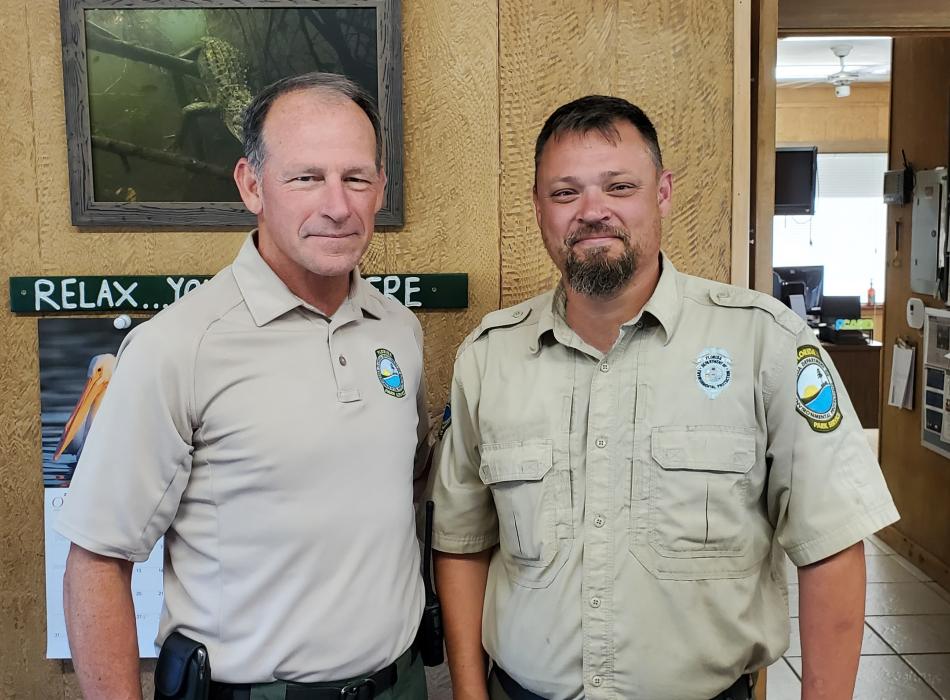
[888,343,915,410]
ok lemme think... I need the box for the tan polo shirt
[431,255,899,700]
[56,234,428,683]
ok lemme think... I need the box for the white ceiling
[776,36,892,85]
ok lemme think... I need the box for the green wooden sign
[9,274,468,313]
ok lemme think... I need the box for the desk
[822,341,882,429]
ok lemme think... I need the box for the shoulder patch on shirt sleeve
[794,344,843,433]
[437,402,452,439]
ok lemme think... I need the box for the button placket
[328,325,361,403]
[583,346,616,698]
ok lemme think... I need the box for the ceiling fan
[827,44,859,98]
[777,42,889,97]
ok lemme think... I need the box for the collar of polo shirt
[231,231,384,326]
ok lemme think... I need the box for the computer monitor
[820,295,861,323]
[772,265,824,313]
[775,147,818,215]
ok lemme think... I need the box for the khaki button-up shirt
[431,256,898,700]
[57,234,428,683]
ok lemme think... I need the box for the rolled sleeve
[766,328,899,566]
[430,369,499,554]
[54,323,194,561]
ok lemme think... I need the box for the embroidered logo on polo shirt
[375,348,405,398]
[695,347,732,399]
[795,345,842,433]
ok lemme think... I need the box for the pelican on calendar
[53,353,116,461]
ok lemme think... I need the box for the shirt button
[595,438,607,448]
[591,675,603,687]
[590,596,601,608]
[594,515,605,528]
[600,362,609,372]
[338,355,347,366]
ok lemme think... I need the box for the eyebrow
[282,164,378,177]
[549,171,635,185]
[342,165,378,177]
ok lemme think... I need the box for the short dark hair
[242,72,382,173]
[534,95,663,178]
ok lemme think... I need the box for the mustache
[565,223,630,246]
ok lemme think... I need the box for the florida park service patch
[795,345,842,433]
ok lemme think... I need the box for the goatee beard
[564,224,637,298]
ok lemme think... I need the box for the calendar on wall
[38,318,164,658]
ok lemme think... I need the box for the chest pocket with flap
[630,426,767,580]
[479,439,571,587]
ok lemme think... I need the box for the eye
[608,183,637,194]
[344,176,373,190]
[550,190,579,202]
[290,175,318,183]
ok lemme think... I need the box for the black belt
[492,665,755,700]
[210,657,400,700]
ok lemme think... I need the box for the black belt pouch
[154,631,211,700]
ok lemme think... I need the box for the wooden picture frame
[60,0,403,228]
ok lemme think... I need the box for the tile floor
[769,429,950,698]
[767,535,950,699]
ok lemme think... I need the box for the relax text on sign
[9,274,468,313]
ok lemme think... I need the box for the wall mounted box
[910,168,948,297]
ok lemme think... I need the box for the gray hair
[241,72,382,173]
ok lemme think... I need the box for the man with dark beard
[428,96,898,700]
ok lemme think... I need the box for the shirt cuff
[53,520,151,562]
[432,531,498,554]
[785,500,901,567]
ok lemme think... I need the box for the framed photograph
[60,0,403,228]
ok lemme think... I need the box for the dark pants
[210,648,428,700]
[487,665,754,700]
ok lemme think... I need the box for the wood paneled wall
[879,37,950,588]
[0,1,739,696]
[498,0,737,305]
[779,0,950,35]
[776,84,890,153]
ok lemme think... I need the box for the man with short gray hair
[58,72,430,700]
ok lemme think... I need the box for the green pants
[244,649,428,700]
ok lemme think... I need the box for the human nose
[321,178,352,224]
[576,188,611,224]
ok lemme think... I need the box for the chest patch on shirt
[375,348,405,398]
[795,345,842,432]
[695,347,733,398]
